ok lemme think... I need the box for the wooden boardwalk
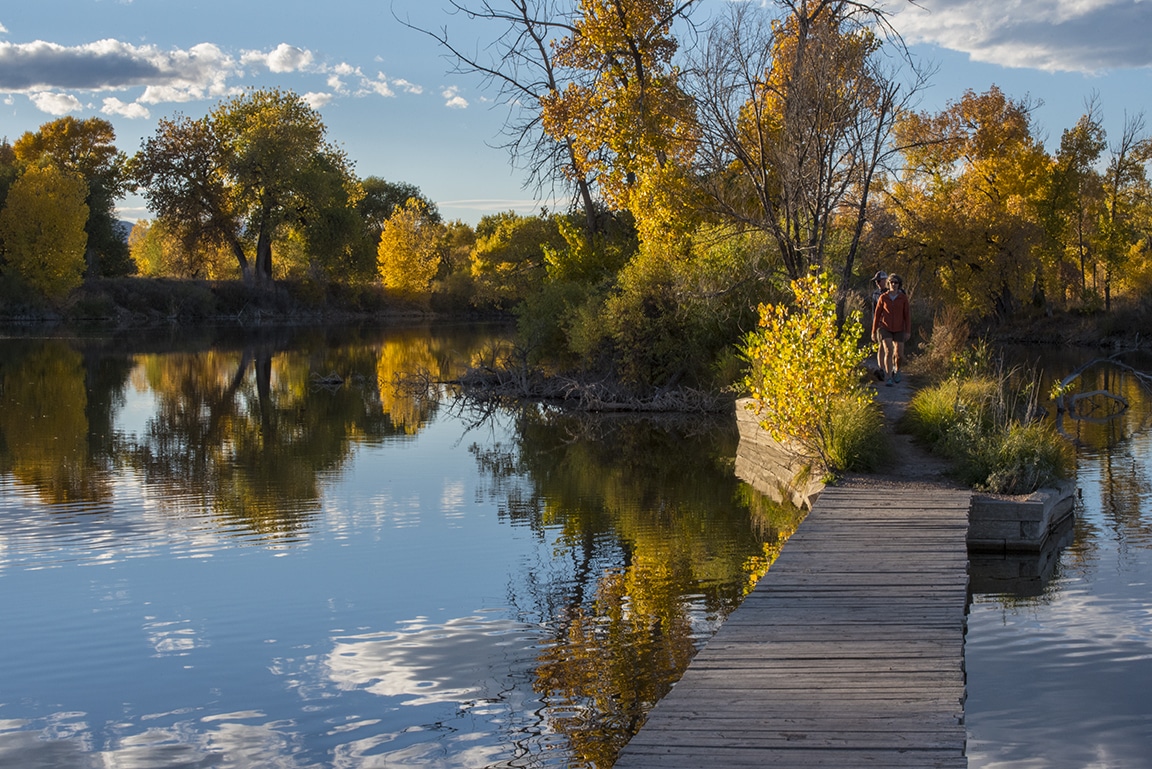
[614,483,973,769]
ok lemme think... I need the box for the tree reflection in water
[470,410,805,767]
[0,326,802,767]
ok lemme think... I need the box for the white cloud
[442,86,468,109]
[362,73,395,98]
[890,0,1152,72]
[393,79,423,95]
[0,38,238,99]
[0,22,8,35]
[0,34,423,117]
[102,96,149,119]
[242,43,314,74]
[29,91,82,115]
[302,91,333,109]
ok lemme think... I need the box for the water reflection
[966,347,1152,768]
[0,326,500,547]
[0,712,312,769]
[471,412,804,766]
[0,326,793,767]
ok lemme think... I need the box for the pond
[965,347,1152,768]
[0,326,1149,768]
[0,324,801,768]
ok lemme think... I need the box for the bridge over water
[614,482,973,769]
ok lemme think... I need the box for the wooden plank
[614,482,972,769]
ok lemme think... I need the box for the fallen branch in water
[399,364,732,414]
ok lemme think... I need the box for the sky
[1,0,1151,226]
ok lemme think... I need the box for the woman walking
[871,274,910,386]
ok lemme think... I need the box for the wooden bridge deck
[614,483,973,769]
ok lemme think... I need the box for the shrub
[979,422,1075,494]
[902,369,1073,494]
[743,271,873,475]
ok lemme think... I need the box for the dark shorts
[878,328,909,343]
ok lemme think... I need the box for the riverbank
[0,276,510,328]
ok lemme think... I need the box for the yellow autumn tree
[541,0,701,246]
[892,87,1053,316]
[376,198,442,297]
[0,164,89,301]
[742,271,874,474]
[694,1,913,285]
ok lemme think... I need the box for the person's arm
[901,294,910,333]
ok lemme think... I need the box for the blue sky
[2,0,1151,225]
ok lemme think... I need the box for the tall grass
[902,370,1073,494]
[824,395,891,474]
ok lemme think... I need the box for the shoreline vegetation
[3,273,1148,497]
[5,1,1152,499]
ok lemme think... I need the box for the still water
[0,324,799,768]
[965,350,1152,769]
[1,327,1150,768]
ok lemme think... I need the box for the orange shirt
[872,290,910,335]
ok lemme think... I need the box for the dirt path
[839,373,963,489]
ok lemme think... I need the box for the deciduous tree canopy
[0,164,90,301]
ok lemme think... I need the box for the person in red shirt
[871,273,910,386]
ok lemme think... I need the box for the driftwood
[310,371,344,392]
[453,366,730,413]
[1054,355,1152,416]
[395,364,730,414]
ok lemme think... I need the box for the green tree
[131,114,248,275]
[0,164,89,301]
[360,177,440,236]
[133,89,359,286]
[377,198,443,297]
[470,211,563,307]
[13,117,133,277]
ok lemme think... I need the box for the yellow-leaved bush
[742,271,872,474]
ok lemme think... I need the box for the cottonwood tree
[409,0,601,233]
[0,164,89,300]
[1043,101,1107,302]
[1098,113,1152,310]
[891,86,1052,316]
[692,0,922,290]
[13,117,133,277]
[132,114,246,275]
[133,89,359,286]
[470,211,564,306]
[377,198,443,296]
[542,0,702,246]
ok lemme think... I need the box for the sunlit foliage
[542,0,702,245]
[13,116,133,277]
[376,198,443,297]
[892,87,1052,316]
[134,89,359,286]
[743,271,871,473]
[0,164,89,300]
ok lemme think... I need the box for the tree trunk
[256,229,273,286]
[230,237,254,286]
